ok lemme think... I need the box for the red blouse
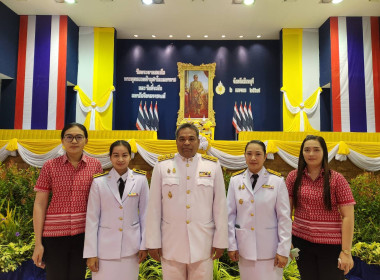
[286,168,355,244]
[34,154,102,237]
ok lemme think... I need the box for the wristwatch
[341,249,351,255]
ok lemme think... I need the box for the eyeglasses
[63,134,85,143]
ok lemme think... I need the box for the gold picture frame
[176,62,216,137]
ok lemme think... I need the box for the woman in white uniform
[84,140,149,280]
[227,140,292,280]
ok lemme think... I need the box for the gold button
[119,217,123,220]
[186,220,190,224]
[251,200,254,203]
[186,163,189,167]
[119,228,123,231]
[187,176,190,180]
[251,227,254,231]
[250,213,254,216]
[186,204,190,209]
[119,206,123,209]
[186,190,191,194]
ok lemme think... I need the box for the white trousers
[238,257,283,280]
[92,254,139,280]
[161,257,213,280]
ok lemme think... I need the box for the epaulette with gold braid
[201,154,218,162]
[93,171,109,178]
[158,154,175,162]
[232,169,245,177]
[133,168,147,175]
[267,169,282,177]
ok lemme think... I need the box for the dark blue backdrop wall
[115,39,282,140]
[0,2,19,129]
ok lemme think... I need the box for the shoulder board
[232,169,245,177]
[201,154,218,162]
[157,154,175,162]
[267,169,282,177]
[93,171,109,178]
[133,168,147,175]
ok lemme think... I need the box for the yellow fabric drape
[282,29,303,131]
[93,28,115,130]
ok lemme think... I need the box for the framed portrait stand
[176,62,216,140]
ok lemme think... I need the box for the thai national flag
[149,101,155,131]
[143,101,151,130]
[239,102,247,131]
[330,17,380,132]
[15,15,68,130]
[243,102,251,131]
[136,101,145,130]
[153,101,159,131]
[232,102,241,133]
[248,102,254,131]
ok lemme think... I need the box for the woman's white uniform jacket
[227,167,292,261]
[84,168,149,260]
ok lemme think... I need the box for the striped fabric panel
[14,15,67,130]
[330,16,380,132]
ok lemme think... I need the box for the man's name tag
[199,171,211,177]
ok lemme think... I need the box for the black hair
[244,140,266,155]
[175,123,199,139]
[292,135,332,210]
[109,140,131,156]
[61,123,88,139]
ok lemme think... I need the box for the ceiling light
[332,0,343,3]
[169,35,173,38]
[152,35,156,38]
[64,0,76,3]
[221,35,226,38]
[232,0,255,4]
[256,35,261,38]
[187,35,191,38]
[244,0,255,5]
[204,35,208,38]
[134,35,138,38]
[239,35,244,38]
[142,0,153,4]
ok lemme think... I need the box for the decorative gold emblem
[262,185,274,189]
[242,185,245,190]
[173,168,176,173]
[239,199,243,205]
[215,81,225,95]
[167,168,171,174]
[168,191,172,199]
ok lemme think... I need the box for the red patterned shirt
[34,154,102,237]
[286,168,355,244]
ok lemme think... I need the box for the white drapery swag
[282,89,321,132]
[75,89,114,130]
[2,141,380,172]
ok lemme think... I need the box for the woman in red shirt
[32,123,103,280]
[286,135,355,280]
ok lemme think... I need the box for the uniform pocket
[163,177,179,186]
[197,178,213,187]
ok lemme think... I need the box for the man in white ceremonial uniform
[227,140,292,280]
[145,123,228,280]
[84,167,149,280]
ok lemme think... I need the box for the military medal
[167,168,171,174]
[173,168,176,173]
[242,185,245,190]
[239,199,243,205]
[168,191,172,198]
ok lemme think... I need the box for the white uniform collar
[110,167,129,181]
[246,166,265,179]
